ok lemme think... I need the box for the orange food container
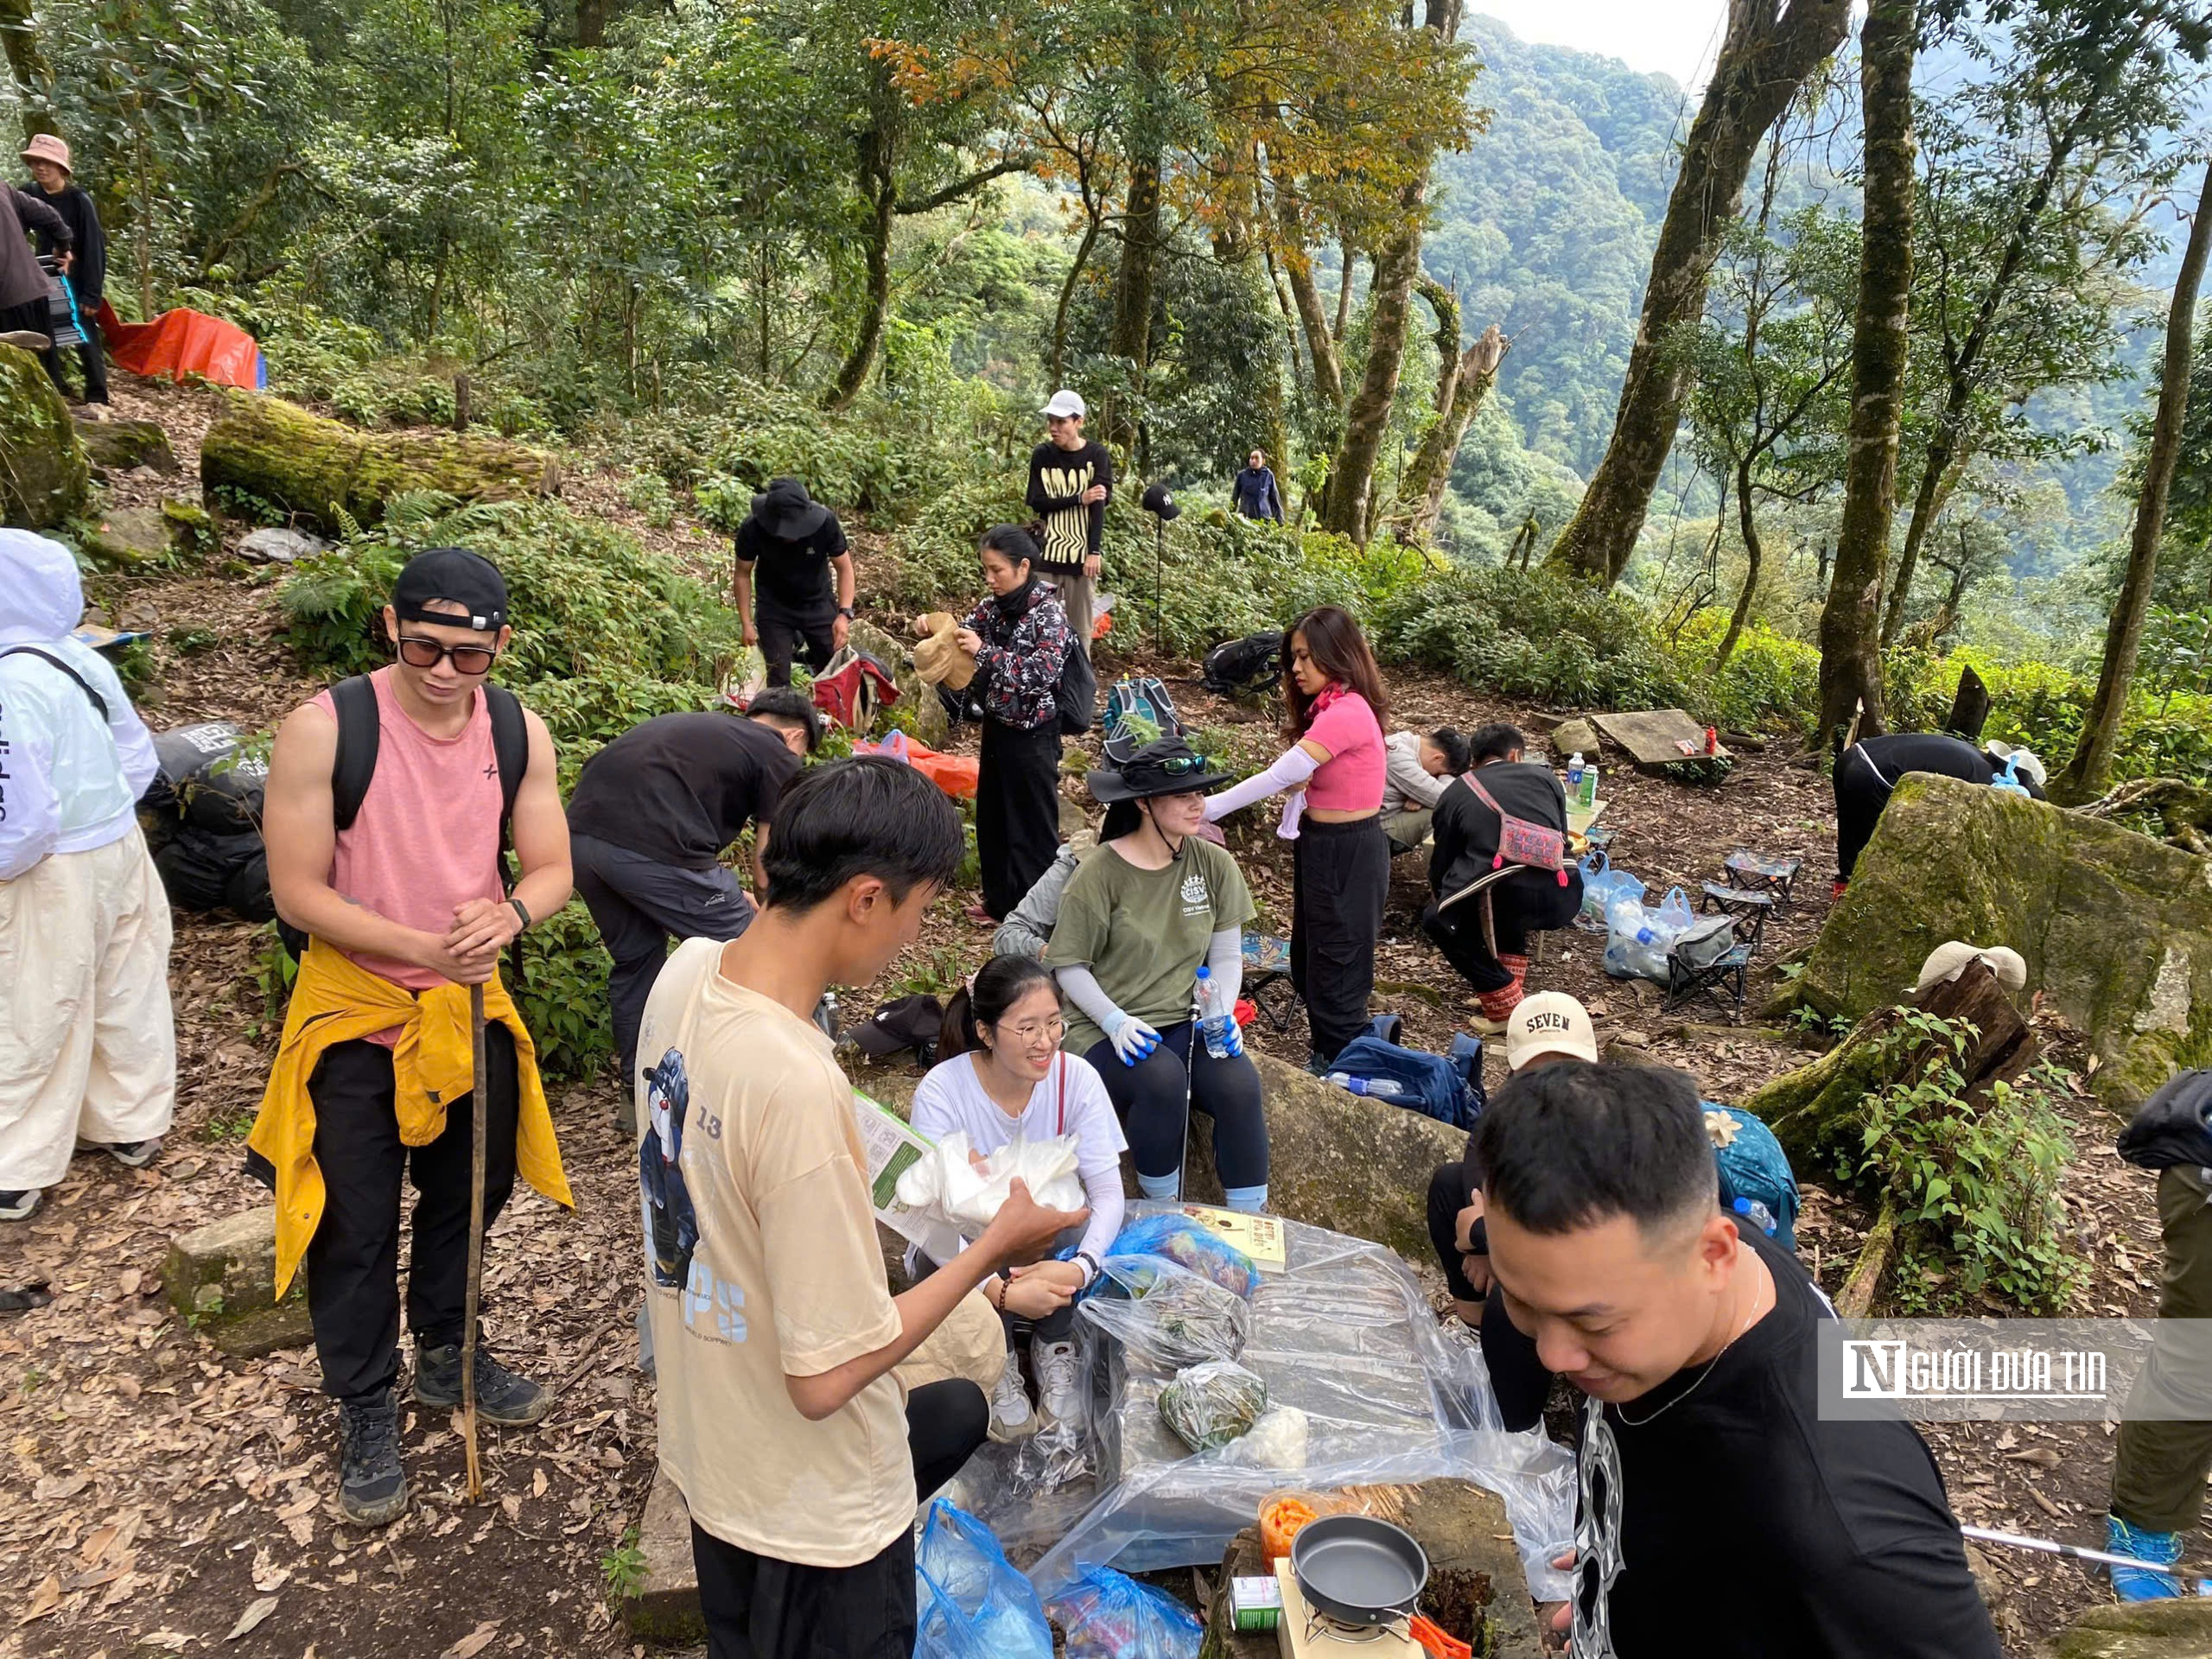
[1258,1491,1326,1565]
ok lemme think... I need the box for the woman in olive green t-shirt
[1046,738,1270,1212]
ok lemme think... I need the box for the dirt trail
[0,380,2177,1657]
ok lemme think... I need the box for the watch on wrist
[837,604,856,620]
[508,896,531,933]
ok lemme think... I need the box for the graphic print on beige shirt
[636,937,911,1567]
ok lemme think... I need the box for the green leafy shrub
[1844,1012,2085,1316]
[513,901,615,1082]
[1669,613,1823,731]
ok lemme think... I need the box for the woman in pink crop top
[1202,605,1392,1066]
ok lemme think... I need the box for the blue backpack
[1325,1019,1486,1130]
[1706,1103,1800,1250]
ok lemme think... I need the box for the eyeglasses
[994,1016,1065,1047]
[1146,754,1215,777]
[397,636,497,675]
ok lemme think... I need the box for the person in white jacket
[1380,727,1470,855]
[0,529,174,1220]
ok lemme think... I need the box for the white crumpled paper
[895,1131,1087,1233]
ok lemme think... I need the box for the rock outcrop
[74,413,177,478]
[200,392,556,530]
[1786,774,2211,1108]
[162,1207,312,1358]
[0,343,92,529]
[2047,1598,2212,1659]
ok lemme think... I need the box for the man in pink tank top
[260,548,573,1526]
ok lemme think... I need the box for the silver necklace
[1614,1268,1770,1428]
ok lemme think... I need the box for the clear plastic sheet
[941,1206,1577,1605]
[1076,1255,1253,1370]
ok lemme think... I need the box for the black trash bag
[143,721,266,836]
[154,826,264,912]
[223,849,276,923]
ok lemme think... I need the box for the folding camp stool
[1698,881,1775,951]
[1719,849,1802,915]
[1662,915,1757,1017]
[1241,931,1300,1034]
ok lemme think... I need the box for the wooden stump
[200,393,556,530]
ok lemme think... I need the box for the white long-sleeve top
[0,531,159,880]
[1379,729,1448,817]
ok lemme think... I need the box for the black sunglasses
[1143,753,1215,777]
[397,636,497,675]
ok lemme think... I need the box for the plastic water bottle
[1195,966,1236,1059]
[1326,1072,1407,1099]
[1566,751,1585,798]
[1732,1196,1777,1237]
[1580,761,1599,810]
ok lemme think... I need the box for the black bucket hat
[750,477,831,542]
[1086,736,1231,804]
[850,993,943,1064]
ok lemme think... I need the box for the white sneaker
[1033,1338,1085,1432]
[988,1348,1035,1440]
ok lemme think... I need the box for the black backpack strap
[327,675,381,833]
[486,684,527,830]
[0,645,108,720]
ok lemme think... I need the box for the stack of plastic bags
[895,1131,1087,1232]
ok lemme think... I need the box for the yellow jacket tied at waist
[249,944,573,1297]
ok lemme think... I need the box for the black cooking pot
[1289,1514,1430,1628]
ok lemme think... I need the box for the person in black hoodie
[20,135,105,404]
[733,477,855,688]
[1230,448,1283,523]
[1026,389,1112,658]
[1423,721,1582,1033]
[1832,731,2045,889]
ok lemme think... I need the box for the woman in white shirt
[910,955,1127,1440]
[1380,727,1470,855]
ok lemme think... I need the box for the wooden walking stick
[462,981,488,1501]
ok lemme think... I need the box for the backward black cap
[392,547,509,632]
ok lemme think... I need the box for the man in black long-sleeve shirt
[1475,1062,2003,1659]
[1026,388,1112,658]
[0,175,70,357]
[21,135,106,404]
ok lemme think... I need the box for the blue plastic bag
[1045,1565,1203,1659]
[914,1500,1055,1659]
[1101,1215,1258,1297]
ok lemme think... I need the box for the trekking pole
[1173,984,1199,1203]
[462,982,488,1501]
[1960,1524,2212,1595]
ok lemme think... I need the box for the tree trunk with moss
[1744,963,2033,1170]
[1322,212,1423,543]
[1815,0,1916,748]
[0,343,91,528]
[1394,286,1504,543]
[824,116,898,414]
[0,0,54,140]
[1547,0,1850,585]
[1106,148,1165,456]
[2055,160,2212,803]
[200,394,556,530]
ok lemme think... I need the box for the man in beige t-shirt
[637,756,1082,1659]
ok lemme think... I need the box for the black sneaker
[87,1138,162,1169]
[412,1342,551,1427]
[337,1394,409,1526]
[0,1191,41,1223]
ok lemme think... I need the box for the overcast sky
[1473,1,1730,91]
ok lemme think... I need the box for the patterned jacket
[964,586,1072,731]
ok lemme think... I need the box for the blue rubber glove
[1102,1008,1162,1067]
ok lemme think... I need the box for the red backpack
[810,646,899,731]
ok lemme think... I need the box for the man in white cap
[1424,993,1598,1427]
[21,133,107,404]
[1026,389,1112,658]
[0,530,174,1223]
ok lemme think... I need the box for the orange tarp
[95,299,264,391]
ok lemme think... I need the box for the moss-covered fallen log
[1743,963,2034,1170]
[199,393,557,529]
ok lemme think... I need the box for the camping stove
[1271,1560,1421,1656]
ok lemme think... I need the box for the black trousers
[1291,817,1389,1064]
[1426,1160,1550,1434]
[1421,871,1583,995]
[41,310,105,402]
[690,1379,987,1659]
[305,1026,521,1404]
[976,718,1062,921]
[757,601,836,690]
[1083,1024,1269,1192]
[1832,746,1894,881]
[572,831,755,1096]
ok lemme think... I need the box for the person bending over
[1422,721,1581,1033]
[1381,726,1469,855]
[1049,739,1270,1211]
[733,478,855,689]
[911,955,1127,1441]
[1833,732,2045,890]
[1475,1059,1999,1659]
[635,758,1082,1659]
[568,690,820,1116]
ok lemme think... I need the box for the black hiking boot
[337,1393,409,1526]
[412,1341,551,1427]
